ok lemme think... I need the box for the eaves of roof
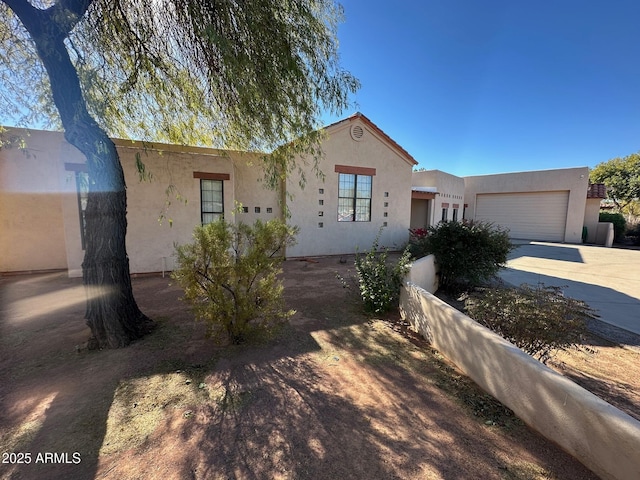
[324,112,419,166]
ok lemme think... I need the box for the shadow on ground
[509,243,585,263]
[499,269,640,346]
[0,257,599,479]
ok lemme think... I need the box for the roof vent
[350,124,364,141]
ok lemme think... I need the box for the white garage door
[475,191,569,242]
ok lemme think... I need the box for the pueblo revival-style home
[0,113,605,277]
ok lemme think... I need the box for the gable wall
[286,119,414,257]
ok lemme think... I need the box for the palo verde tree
[0,0,358,348]
[590,153,640,216]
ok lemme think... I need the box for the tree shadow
[498,269,640,343]
[0,258,600,479]
[508,242,585,263]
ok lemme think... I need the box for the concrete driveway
[498,242,640,336]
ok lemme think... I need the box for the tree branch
[3,0,94,38]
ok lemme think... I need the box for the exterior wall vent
[350,124,364,141]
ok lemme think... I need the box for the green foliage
[1,0,359,187]
[354,234,412,314]
[626,221,640,245]
[465,284,596,364]
[599,211,627,242]
[413,221,514,291]
[590,153,640,212]
[172,219,298,344]
[407,227,430,259]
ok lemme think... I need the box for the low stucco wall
[596,222,614,247]
[399,272,640,480]
[405,254,439,294]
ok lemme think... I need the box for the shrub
[172,218,298,344]
[464,284,597,363]
[355,233,412,314]
[407,227,430,259]
[414,220,513,291]
[599,211,627,242]
[625,221,640,245]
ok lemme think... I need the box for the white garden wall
[399,258,640,480]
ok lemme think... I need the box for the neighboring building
[410,167,600,244]
[463,167,591,243]
[0,113,604,277]
[411,170,465,230]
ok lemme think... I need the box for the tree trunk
[10,1,154,348]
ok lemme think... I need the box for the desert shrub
[416,220,513,291]
[172,218,298,344]
[355,234,412,314]
[599,211,627,242]
[464,284,597,363]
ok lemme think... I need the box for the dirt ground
[0,256,622,480]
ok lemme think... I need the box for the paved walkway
[499,242,640,337]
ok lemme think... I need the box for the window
[75,171,89,250]
[452,208,458,222]
[441,208,448,222]
[200,179,223,224]
[338,173,372,222]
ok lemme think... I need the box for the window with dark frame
[75,171,89,250]
[338,173,372,222]
[200,179,224,224]
[452,208,458,222]
[441,208,448,222]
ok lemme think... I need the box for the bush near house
[407,227,429,259]
[464,284,596,364]
[410,221,513,292]
[599,211,627,242]
[354,234,412,314]
[172,218,298,344]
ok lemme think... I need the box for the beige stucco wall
[286,118,415,257]
[0,129,80,272]
[583,198,601,244]
[400,279,640,480]
[463,167,589,243]
[412,170,465,224]
[115,142,238,274]
[232,153,283,226]
[405,254,438,294]
[0,129,267,276]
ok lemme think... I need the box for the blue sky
[322,1,640,176]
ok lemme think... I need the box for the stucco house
[1,112,605,277]
[0,113,416,276]
[411,167,605,244]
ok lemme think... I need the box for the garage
[475,191,569,242]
